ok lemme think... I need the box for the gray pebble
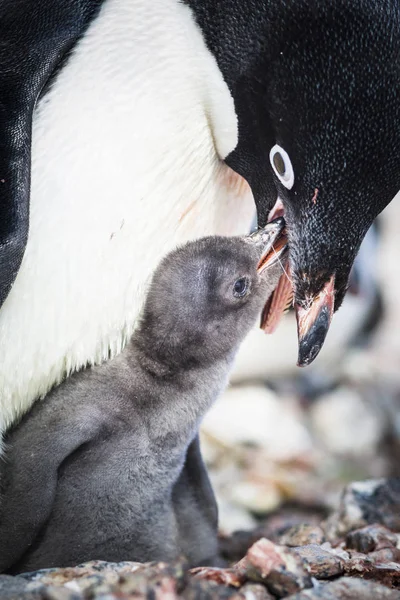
[291,545,344,579]
[285,576,400,599]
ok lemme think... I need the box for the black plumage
[188,0,400,363]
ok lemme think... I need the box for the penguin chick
[0,219,287,574]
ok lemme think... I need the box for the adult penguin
[0,0,400,436]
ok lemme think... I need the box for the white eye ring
[269,144,295,190]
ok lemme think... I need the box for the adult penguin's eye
[233,277,250,298]
[269,144,295,190]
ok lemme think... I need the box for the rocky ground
[5,479,400,598]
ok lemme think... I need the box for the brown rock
[190,567,245,588]
[344,551,372,571]
[244,538,313,598]
[291,545,344,579]
[346,524,398,553]
[280,525,325,548]
[344,549,400,588]
[285,577,400,599]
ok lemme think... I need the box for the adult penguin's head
[188,0,400,365]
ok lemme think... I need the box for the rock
[346,524,398,553]
[63,575,112,596]
[263,511,328,545]
[220,511,327,563]
[368,547,400,563]
[323,479,400,540]
[319,542,349,562]
[285,576,400,599]
[20,561,187,600]
[182,579,244,600]
[240,538,313,598]
[343,547,400,588]
[20,561,142,586]
[117,562,186,598]
[291,545,344,579]
[41,587,81,600]
[118,570,181,600]
[240,583,275,600]
[279,525,325,548]
[0,575,44,600]
[190,568,245,588]
[201,385,312,462]
[310,388,383,457]
[343,551,373,574]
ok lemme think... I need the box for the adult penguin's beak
[295,274,335,367]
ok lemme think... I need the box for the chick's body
[0,227,285,573]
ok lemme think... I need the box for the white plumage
[0,0,255,431]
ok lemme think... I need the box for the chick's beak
[249,216,286,252]
[295,274,335,367]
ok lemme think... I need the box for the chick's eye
[269,144,295,189]
[233,277,250,298]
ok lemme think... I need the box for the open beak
[256,219,288,274]
[254,200,293,334]
[295,274,335,367]
[248,217,291,334]
[248,216,288,264]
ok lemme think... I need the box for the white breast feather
[0,0,255,430]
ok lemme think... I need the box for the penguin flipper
[0,0,103,307]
